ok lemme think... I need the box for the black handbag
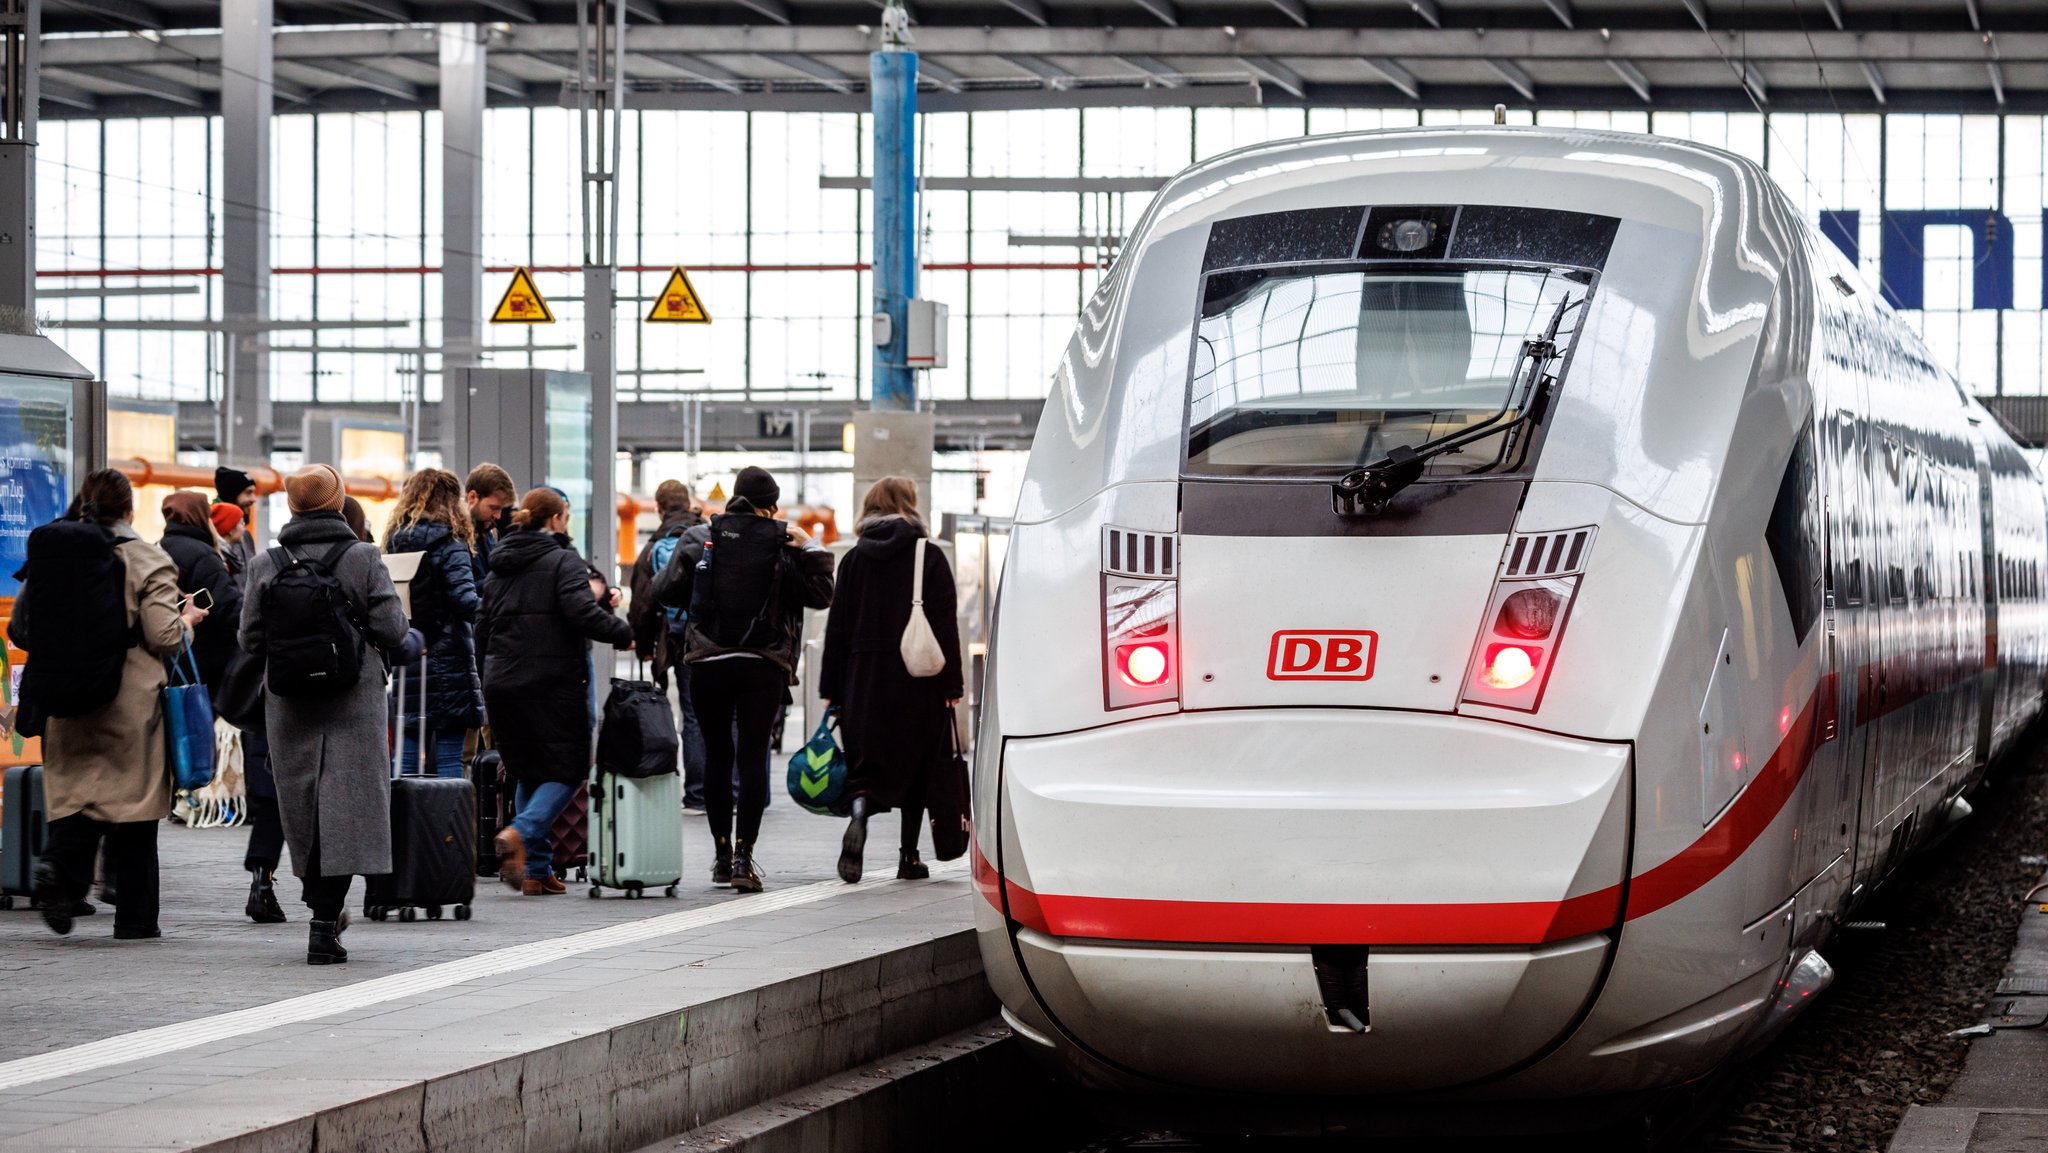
[927,707,971,862]
[213,648,266,732]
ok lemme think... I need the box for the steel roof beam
[59,0,163,30]
[1741,60,1768,104]
[1680,0,1708,31]
[1988,58,2005,104]
[484,66,530,97]
[1820,0,1843,30]
[330,0,415,23]
[762,51,853,90]
[1543,0,1572,29]
[1266,0,1308,27]
[1237,54,1303,97]
[1118,53,1184,85]
[1861,58,1884,103]
[1608,57,1651,101]
[1362,55,1418,99]
[38,77,98,110]
[472,0,536,19]
[997,0,1046,24]
[728,0,791,22]
[56,63,207,106]
[636,50,744,92]
[1407,0,1439,28]
[289,58,420,101]
[918,56,965,91]
[1964,0,1981,32]
[1489,58,1535,100]
[1002,53,1071,80]
[622,0,664,22]
[1131,0,1178,27]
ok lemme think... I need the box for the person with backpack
[650,466,834,893]
[238,464,416,964]
[629,479,709,811]
[158,490,243,694]
[819,477,964,883]
[383,469,485,779]
[478,487,634,895]
[10,469,207,939]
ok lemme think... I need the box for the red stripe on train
[975,689,1830,946]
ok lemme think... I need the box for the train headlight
[1118,642,1171,687]
[1497,588,1560,639]
[1481,644,1538,689]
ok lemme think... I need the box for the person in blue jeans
[477,487,632,895]
[628,480,711,809]
[383,469,486,778]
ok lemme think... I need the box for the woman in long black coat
[819,476,963,883]
[383,469,485,778]
[477,487,633,895]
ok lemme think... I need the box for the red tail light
[1462,527,1595,713]
[1102,527,1179,711]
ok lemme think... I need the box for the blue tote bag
[164,641,217,792]
[785,707,849,817]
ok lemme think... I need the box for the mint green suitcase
[587,769,684,898]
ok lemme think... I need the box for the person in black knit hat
[649,466,834,892]
[213,466,259,575]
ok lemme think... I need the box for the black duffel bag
[595,676,679,779]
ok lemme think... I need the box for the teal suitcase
[587,769,684,899]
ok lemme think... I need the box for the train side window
[1888,565,1908,604]
[1845,558,1863,605]
[1765,423,1823,642]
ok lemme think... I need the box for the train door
[1796,405,1858,924]
[1850,428,1906,892]
[1968,424,2000,768]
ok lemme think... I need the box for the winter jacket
[158,521,243,691]
[477,527,634,786]
[628,507,705,662]
[648,504,834,679]
[385,521,485,731]
[239,511,411,880]
[818,515,964,810]
[9,524,190,825]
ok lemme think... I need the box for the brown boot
[521,875,566,896]
[494,828,525,891]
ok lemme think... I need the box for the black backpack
[687,514,788,650]
[15,521,136,731]
[262,541,368,698]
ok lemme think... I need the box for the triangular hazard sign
[645,267,711,324]
[490,267,555,324]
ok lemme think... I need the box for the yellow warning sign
[490,267,555,324]
[645,267,711,324]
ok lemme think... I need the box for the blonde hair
[857,476,923,532]
[508,487,569,531]
[384,469,477,552]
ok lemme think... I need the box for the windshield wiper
[1332,294,1581,517]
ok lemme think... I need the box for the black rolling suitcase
[1,763,45,910]
[366,660,475,922]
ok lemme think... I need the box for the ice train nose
[997,708,1630,1094]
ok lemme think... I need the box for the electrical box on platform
[906,299,948,369]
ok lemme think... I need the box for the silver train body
[972,127,2048,1127]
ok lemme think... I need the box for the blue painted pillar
[870,47,918,411]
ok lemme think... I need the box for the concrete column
[584,265,617,583]
[439,24,486,376]
[868,47,917,413]
[0,0,40,319]
[221,0,273,460]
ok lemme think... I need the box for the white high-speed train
[972,127,2048,1131]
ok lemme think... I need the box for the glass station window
[1186,265,1589,477]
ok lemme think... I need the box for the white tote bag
[900,537,946,678]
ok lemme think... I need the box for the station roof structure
[33,0,2048,119]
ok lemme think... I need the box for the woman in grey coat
[239,464,415,965]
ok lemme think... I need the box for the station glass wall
[29,105,2048,407]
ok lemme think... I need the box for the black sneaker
[31,862,72,936]
[896,849,929,880]
[711,837,733,886]
[730,841,764,894]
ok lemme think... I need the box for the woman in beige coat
[10,469,204,939]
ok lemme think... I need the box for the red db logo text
[1266,631,1377,681]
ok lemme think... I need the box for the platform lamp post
[575,0,625,583]
[855,0,936,508]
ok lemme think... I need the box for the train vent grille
[1103,527,1177,579]
[1503,527,1596,578]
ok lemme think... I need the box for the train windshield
[1187,265,1590,477]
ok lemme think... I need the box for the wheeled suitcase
[587,769,683,899]
[365,661,476,922]
[1,764,45,910]
[471,746,503,877]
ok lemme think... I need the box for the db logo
[1267,631,1377,681]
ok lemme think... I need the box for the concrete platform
[0,799,984,1152]
[1888,866,2048,1153]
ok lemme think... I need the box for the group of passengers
[12,456,964,964]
